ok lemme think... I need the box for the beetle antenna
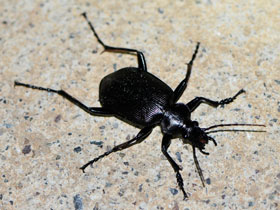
[204,123,265,131]
[204,123,266,135]
[206,129,266,134]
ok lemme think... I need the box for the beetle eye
[192,121,198,127]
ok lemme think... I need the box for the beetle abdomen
[99,68,174,127]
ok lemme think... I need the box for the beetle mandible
[14,13,265,200]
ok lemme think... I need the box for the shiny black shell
[99,67,174,128]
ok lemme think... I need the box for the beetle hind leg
[14,81,113,116]
[82,12,147,71]
[80,125,154,172]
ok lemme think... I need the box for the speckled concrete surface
[0,0,279,209]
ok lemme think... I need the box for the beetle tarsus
[188,42,200,66]
[175,171,189,200]
[218,89,245,106]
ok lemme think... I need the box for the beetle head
[182,122,217,154]
[161,103,216,154]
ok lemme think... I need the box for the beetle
[14,12,265,200]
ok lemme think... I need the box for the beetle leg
[80,125,154,172]
[173,42,200,102]
[82,12,147,71]
[192,145,206,187]
[186,89,245,112]
[14,81,113,116]
[162,135,189,200]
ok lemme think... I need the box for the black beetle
[15,13,265,200]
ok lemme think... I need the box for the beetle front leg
[186,89,245,112]
[162,135,188,200]
[82,12,147,71]
[80,125,154,172]
[173,42,200,102]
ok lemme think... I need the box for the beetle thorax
[160,103,191,138]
